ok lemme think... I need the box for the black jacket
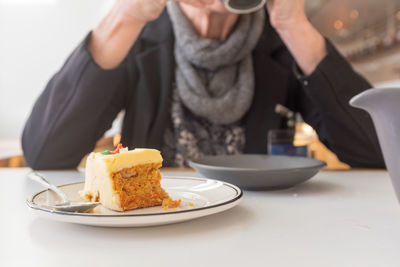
[22,11,385,169]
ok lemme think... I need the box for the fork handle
[28,172,70,204]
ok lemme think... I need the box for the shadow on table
[28,204,255,249]
[295,180,344,194]
[263,179,346,197]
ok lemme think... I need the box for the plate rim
[26,176,243,218]
[189,154,327,172]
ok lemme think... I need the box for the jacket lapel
[132,42,175,149]
[244,22,293,153]
[127,11,175,149]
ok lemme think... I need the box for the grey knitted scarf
[167,2,265,125]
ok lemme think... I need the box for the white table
[1,168,400,267]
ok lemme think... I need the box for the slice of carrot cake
[80,145,179,211]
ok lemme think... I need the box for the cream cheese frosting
[90,148,162,173]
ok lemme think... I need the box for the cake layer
[112,163,169,211]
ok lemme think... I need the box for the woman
[22,0,384,169]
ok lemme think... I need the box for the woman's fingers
[265,0,274,11]
[199,0,215,4]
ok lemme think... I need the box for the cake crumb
[188,202,194,207]
[162,198,182,211]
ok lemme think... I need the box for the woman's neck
[179,3,239,40]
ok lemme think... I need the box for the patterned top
[162,84,246,167]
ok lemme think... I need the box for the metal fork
[28,172,100,213]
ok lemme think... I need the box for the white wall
[0,0,113,139]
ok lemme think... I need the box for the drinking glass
[268,129,308,157]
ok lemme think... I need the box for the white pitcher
[350,88,400,202]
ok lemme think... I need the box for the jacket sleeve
[22,33,134,170]
[294,40,385,168]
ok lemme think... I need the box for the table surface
[1,168,400,267]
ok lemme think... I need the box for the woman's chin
[180,1,232,15]
[206,2,231,13]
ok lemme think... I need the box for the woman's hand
[265,0,327,75]
[89,0,214,69]
[121,0,215,24]
[266,0,307,31]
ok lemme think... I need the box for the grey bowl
[189,154,326,190]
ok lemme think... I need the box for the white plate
[27,176,243,227]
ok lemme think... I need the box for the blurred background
[1,0,400,167]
